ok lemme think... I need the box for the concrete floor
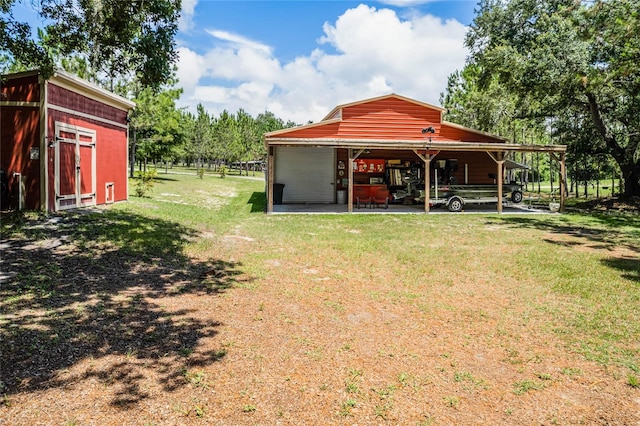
[271,202,556,214]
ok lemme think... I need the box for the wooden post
[348,149,354,213]
[487,151,505,213]
[267,145,275,213]
[551,152,567,213]
[424,154,430,213]
[560,153,566,213]
[412,149,432,213]
[497,152,504,214]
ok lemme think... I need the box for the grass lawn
[1,172,639,425]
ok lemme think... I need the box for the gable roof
[320,93,446,122]
[264,93,506,144]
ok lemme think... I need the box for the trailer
[420,183,524,212]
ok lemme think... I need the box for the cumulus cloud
[178,0,198,32]
[377,0,437,6]
[176,4,468,123]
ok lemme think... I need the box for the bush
[134,169,157,197]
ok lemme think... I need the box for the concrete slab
[271,202,556,215]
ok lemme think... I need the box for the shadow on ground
[491,213,640,282]
[247,191,266,213]
[0,209,246,406]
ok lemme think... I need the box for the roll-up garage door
[275,147,335,203]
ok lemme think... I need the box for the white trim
[47,103,129,129]
[40,76,48,211]
[105,182,115,204]
[54,122,97,211]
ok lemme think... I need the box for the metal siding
[434,152,497,184]
[275,147,335,203]
[439,125,502,143]
[266,95,505,145]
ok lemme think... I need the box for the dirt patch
[1,211,639,425]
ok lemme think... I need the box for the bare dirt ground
[1,209,639,425]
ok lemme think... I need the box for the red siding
[47,109,128,211]
[439,124,503,143]
[2,71,130,212]
[267,95,504,144]
[0,106,41,209]
[0,74,40,103]
[48,84,128,124]
[434,151,499,184]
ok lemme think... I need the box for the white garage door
[275,147,335,203]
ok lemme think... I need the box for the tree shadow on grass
[601,257,640,284]
[0,209,249,406]
[490,214,640,282]
[247,191,266,213]
[492,214,640,253]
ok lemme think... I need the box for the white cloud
[176,4,468,124]
[376,0,437,6]
[206,29,273,55]
[178,0,198,32]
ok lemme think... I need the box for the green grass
[2,171,639,384]
[120,172,640,371]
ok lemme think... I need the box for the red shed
[1,69,135,211]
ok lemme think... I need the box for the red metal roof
[265,94,506,144]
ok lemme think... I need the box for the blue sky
[9,0,479,123]
[177,0,479,123]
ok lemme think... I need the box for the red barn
[1,69,134,212]
[264,94,567,213]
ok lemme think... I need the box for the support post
[487,151,505,213]
[348,149,354,213]
[551,152,567,213]
[424,154,430,213]
[497,152,504,213]
[267,145,275,213]
[413,149,434,213]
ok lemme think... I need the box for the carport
[264,94,567,214]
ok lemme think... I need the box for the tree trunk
[620,162,640,197]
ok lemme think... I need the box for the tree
[464,0,640,196]
[1,0,181,90]
[129,86,184,174]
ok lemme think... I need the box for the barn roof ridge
[321,93,446,121]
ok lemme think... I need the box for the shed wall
[0,74,42,210]
[0,107,41,209]
[46,105,128,210]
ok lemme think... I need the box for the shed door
[55,123,97,210]
[275,147,335,203]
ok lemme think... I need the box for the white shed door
[275,147,335,203]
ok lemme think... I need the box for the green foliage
[1,0,180,89]
[131,86,184,164]
[448,0,640,196]
[134,169,157,197]
[178,107,296,172]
